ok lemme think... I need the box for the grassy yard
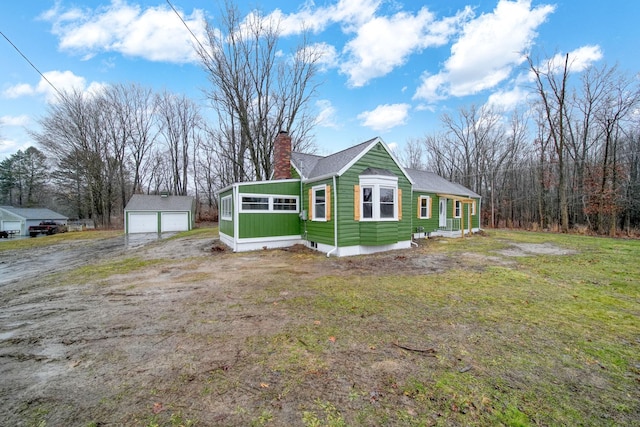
[235,230,639,426]
[4,229,638,426]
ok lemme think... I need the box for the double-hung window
[418,196,431,219]
[220,195,232,220]
[312,185,327,221]
[454,200,462,218]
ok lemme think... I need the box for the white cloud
[486,86,530,111]
[265,1,470,87]
[340,7,472,87]
[270,0,382,36]
[488,45,603,110]
[358,103,410,131]
[414,0,555,102]
[3,83,34,99]
[312,42,339,71]
[0,115,30,127]
[315,99,340,129]
[0,137,32,159]
[545,45,603,74]
[3,70,105,103]
[42,0,207,63]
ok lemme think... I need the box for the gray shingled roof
[291,137,378,180]
[405,169,481,198]
[125,195,195,212]
[0,206,68,220]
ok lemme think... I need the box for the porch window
[242,196,269,211]
[239,194,299,213]
[273,197,297,211]
[220,195,232,220]
[454,200,462,218]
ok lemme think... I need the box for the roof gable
[291,137,413,184]
[125,195,195,212]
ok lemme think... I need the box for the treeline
[0,2,320,228]
[403,59,640,236]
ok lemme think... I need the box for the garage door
[161,212,189,232]
[128,213,158,233]
[2,221,21,232]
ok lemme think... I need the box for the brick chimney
[273,130,292,180]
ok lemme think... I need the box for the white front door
[439,198,447,227]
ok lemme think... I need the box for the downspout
[327,175,338,257]
[233,184,239,252]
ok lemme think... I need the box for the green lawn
[242,230,640,426]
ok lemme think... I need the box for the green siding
[238,213,300,238]
[302,178,335,245]
[359,221,399,245]
[239,180,300,195]
[412,193,440,233]
[333,141,412,247]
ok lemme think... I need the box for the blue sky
[1,0,639,159]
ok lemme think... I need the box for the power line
[166,0,213,63]
[0,30,65,101]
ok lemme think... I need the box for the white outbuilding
[0,206,68,236]
[124,194,195,234]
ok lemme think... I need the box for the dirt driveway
[0,233,484,426]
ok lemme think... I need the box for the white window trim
[359,175,398,222]
[454,200,462,218]
[312,185,327,222]
[221,195,232,220]
[418,195,431,219]
[471,199,476,215]
[239,193,299,213]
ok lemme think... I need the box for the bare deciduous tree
[529,53,571,232]
[156,91,202,195]
[197,1,321,181]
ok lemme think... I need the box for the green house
[218,134,481,256]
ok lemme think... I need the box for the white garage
[124,194,195,234]
[127,213,158,233]
[1,220,21,233]
[161,212,189,232]
[0,207,68,236]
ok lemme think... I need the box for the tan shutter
[428,196,433,219]
[417,197,422,218]
[398,189,402,220]
[326,185,331,221]
[308,188,313,220]
[354,185,360,220]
